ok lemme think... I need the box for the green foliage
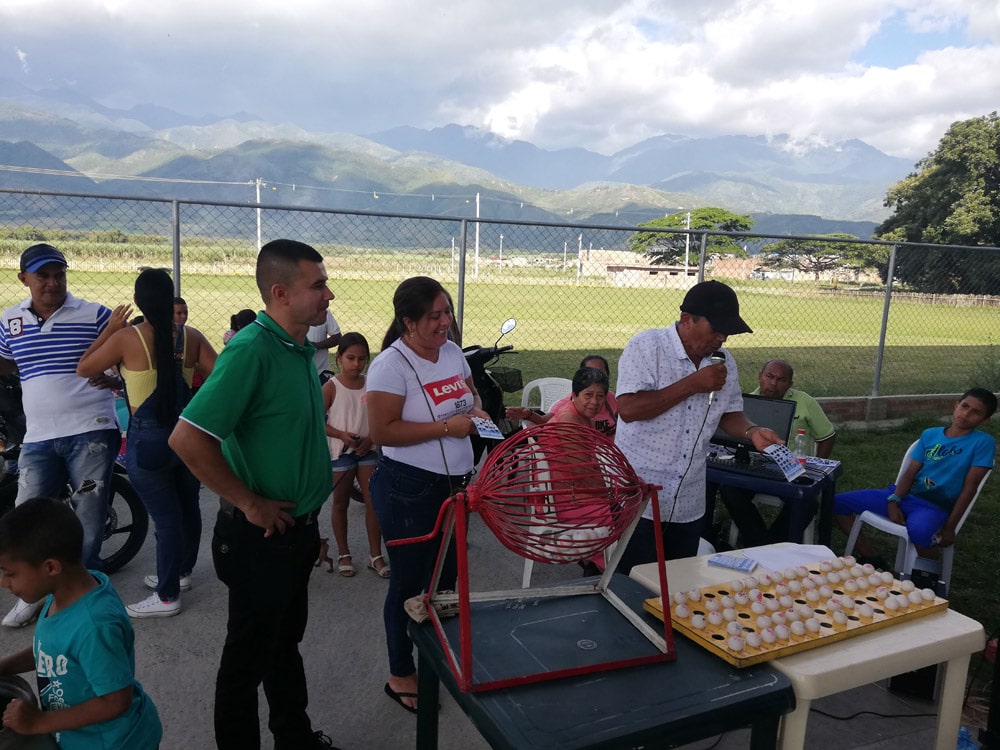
[876,112,1000,293]
[3,225,47,241]
[759,233,886,280]
[629,207,754,265]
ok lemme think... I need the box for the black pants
[211,507,321,750]
[721,486,818,547]
[615,516,703,574]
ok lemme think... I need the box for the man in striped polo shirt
[0,244,122,627]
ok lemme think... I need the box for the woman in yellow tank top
[78,269,216,618]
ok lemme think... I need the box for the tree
[875,112,1000,293]
[758,234,886,281]
[629,207,753,265]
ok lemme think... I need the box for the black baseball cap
[679,280,752,335]
[20,244,68,274]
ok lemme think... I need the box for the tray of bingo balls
[643,556,948,668]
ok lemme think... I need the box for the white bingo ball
[805,617,821,633]
[674,604,690,618]
[880,570,895,584]
[757,615,773,629]
[723,608,738,621]
[765,597,780,612]
[774,624,791,640]
[884,596,899,611]
[833,610,849,625]
[745,631,762,648]
[750,601,766,615]
[779,595,794,609]
[728,635,745,652]
[734,592,750,606]
[720,595,735,609]
[921,588,936,602]
[673,591,688,605]
[805,589,820,602]
[686,589,702,602]
[771,611,787,626]
[857,603,875,618]
[831,558,844,570]
[791,620,806,636]
[726,620,743,635]
[691,614,707,629]
[760,628,776,644]
[908,590,923,605]
[900,579,916,593]
[730,579,745,593]
[705,598,721,612]
[708,611,724,626]
[787,580,802,594]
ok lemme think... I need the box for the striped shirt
[0,292,118,442]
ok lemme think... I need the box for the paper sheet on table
[744,544,837,572]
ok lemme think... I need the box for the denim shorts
[331,451,377,472]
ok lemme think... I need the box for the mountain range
[0,78,917,238]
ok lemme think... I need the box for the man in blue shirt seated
[834,388,996,562]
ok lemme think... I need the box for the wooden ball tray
[643,558,948,668]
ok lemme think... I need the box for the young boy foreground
[834,387,997,560]
[0,497,161,749]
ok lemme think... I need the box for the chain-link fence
[2,187,999,399]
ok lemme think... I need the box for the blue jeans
[834,485,948,548]
[371,456,461,677]
[17,428,121,570]
[125,411,202,601]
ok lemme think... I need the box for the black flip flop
[384,682,418,714]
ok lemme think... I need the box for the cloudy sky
[1,0,998,160]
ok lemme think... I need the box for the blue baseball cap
[20,244,68,274]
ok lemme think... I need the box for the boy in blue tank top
[835,387,996,560]
[0,497,161,749]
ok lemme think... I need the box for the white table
[630,544,985,750]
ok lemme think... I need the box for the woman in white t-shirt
[366,276,489,715]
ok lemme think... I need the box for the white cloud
[0,0,996,160]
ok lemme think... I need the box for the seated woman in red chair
[834,388,996,563]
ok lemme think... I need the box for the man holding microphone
[614,280,782,570]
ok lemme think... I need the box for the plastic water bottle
[790,429,809,466]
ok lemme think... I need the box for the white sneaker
[2,599,44,628]
[144,574,192,591]
[126,593,182,619]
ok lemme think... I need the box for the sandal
[368,555,391,578]
[337,554,355,577]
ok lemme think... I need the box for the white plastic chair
[843,440,991,595]
[727,493,816,548]
[519,377,572,427]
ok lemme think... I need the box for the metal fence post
[456,218,469,331]
[171,200,181,296]
[697,232,708,282]
[872,244,898,396]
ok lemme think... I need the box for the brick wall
[816,394,962,427]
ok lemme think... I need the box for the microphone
[707,351,725,405]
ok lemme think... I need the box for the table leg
[818,481,834,547]
[934,655,971,750]
[778,698,810,750]
[750,712,782,750]
[415,651,441,750]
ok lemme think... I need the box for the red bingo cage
[391,422,675,692]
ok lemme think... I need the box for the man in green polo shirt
[721,359,837,547]
[169,239,339,750]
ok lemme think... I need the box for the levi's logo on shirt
[425,373,470,405]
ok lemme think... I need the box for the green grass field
[3,266,993,398]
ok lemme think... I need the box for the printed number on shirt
[7,317,23,336]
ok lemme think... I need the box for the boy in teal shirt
[835,388,996,557]
[0,497,161,749]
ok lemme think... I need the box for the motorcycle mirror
[499,318,517,336]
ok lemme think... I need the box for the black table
[410,575,795,749]
[707,463,840,547]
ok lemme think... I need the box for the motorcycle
[463,318,522,464]
[0,375,149,575]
